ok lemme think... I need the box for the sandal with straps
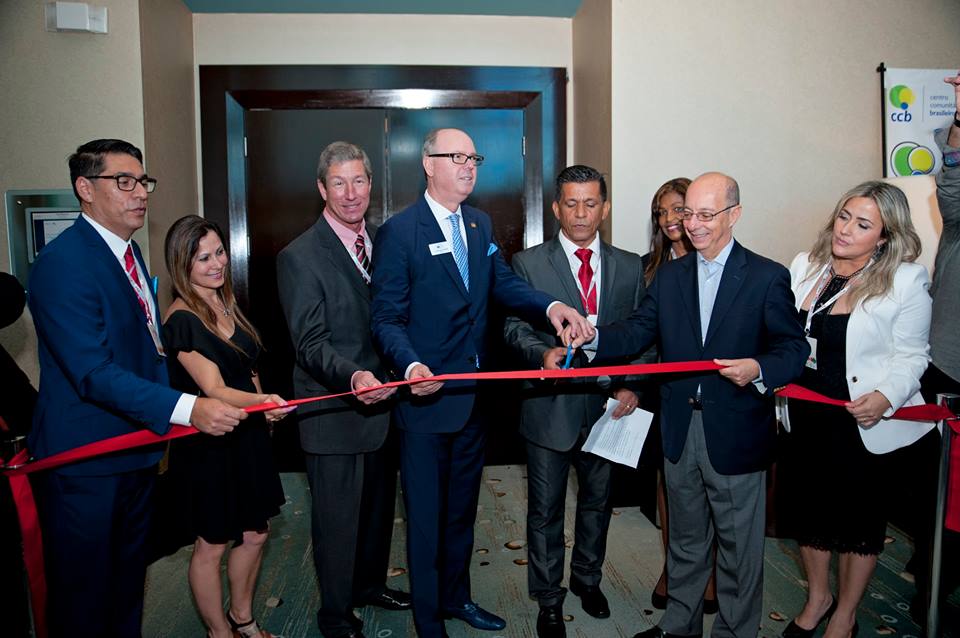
[226,610,276,638]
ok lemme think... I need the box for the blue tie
[448,213,469,291]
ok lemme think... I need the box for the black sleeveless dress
[781,279,894,555]
[162,310,284,546]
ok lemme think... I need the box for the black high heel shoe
[782,596,837,638]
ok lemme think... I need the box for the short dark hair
[68,139,143,200]
[554,164,607,203]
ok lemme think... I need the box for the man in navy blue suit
[28,139,246,638]
[556,173,808,638]
[370,128,594,638]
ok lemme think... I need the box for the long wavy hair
[644,177,693,284]
[802,181,921,307]
[164,215,262,352]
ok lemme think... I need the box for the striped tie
[354,233,370,275]
[448,213,469,290]
[124,245,150,321]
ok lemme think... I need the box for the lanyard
[345,242,371,283]
[803,262,863,336]
[123,262,165,356]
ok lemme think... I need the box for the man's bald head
[689,172,739,208]
[683,172,742,260]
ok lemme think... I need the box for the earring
[873,242,887,260]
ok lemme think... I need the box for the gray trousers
[660,412,765,638]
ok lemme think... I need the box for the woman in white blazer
[779,181,932,638]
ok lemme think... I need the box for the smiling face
[553,181,609,248]
[423,128,477,211]
[832,196,885,267]
[75,152,148,241]
[317,159,371,232]
[683,174,741,261]
[189,230,229,293]
[656,190,686,244]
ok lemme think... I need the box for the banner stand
[878,62,887,177]
[927,392,959,637]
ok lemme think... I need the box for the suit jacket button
[851,376,858,383]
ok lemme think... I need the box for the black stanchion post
[928,393,959,637]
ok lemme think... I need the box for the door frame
[199,64,567,304]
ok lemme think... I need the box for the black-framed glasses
[427,152,485,166]
[85,174,158,193]
[654,205,686,218]
[678,203,738,222]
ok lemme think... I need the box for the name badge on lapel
[429,241,452,256]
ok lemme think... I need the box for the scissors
[561,343,574,370]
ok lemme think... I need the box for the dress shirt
[323,209,372,281]
[82,214,195,426]
[697,238,734,344]
[557,230,601,319]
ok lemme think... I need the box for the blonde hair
[803,181,921,307]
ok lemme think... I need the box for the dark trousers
[525,432,612,607]
[304,433,399,638]
[36,467,155,638]
[400,418,486,638]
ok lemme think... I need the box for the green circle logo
[888,85,914,110]
[891,141,934,176]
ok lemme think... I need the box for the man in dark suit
[277,141,411,638]
[556,172,808,638]
[504,165,650,638]
[370,128,594,638]
[27,138,244,638]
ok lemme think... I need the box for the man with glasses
[277,141,411,638]
[28,139,244,637]
[554,172,808,638]
[371,128,594,638]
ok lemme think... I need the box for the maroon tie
[355,234,371,275]
[574,248,597,314]
[124,245,150,320]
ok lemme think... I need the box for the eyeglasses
[678,203,738,222]
[427,153,485,166]
[85,174,158,193]
[654,206,686,217]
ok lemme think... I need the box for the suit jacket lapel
[704,241,747,347]
[546,240,584,312]
[674,253,702,347]
[417,198,469,300]
[131,241,161,325]
[316,216,370,300]
[598,241,616,321]
[464,208,484,302]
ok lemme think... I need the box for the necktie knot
[574,247,592,265]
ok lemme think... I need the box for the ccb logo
[890,141,934,176]
[888,85,914,122]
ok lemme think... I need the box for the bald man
[553,173,808,638]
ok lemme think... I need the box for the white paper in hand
[582,399,654,468]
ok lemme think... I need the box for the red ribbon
[4,359,958,638]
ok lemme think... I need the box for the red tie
[574,248,597,314]
[124,245,150,320]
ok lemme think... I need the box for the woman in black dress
[163,215,292,638]
[780,182,932,638]
[642,178,719,613]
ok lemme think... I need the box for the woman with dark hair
[779,181,932,638]
[163,215,291,638]
[641,178,719,613]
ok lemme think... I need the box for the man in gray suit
[277,141,411,638]
[504,165,650,638]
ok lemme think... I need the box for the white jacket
[779,252,934,454]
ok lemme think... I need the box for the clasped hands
[407,302,596,397]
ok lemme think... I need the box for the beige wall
[140,0,197,309]
[0,0,148,383]
[608,0,960,266]
[572,0,612,242]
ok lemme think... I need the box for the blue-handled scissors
[561,343,574,370]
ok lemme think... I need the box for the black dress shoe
[651,590,668,610]
[444,602,506,631]
[364,587,412,611]
[569,578,610,619]
[782,596,837,638]
[632,627,702,638]
[536,605,566,638]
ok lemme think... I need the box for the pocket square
[487,243,498,256]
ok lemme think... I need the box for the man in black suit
[277,141,411,638]
[556,172,808,638]
[504,165,650,638]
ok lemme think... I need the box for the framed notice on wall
[880,65,957,177]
